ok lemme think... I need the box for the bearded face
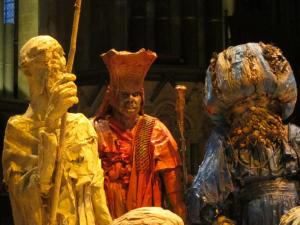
[45,48,66,94]
[227,106,287,152]
[22,41,66,98]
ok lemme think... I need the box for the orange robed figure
[92,49,186,220]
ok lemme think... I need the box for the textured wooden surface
[112,207,184,225]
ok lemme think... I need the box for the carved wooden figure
[186,43,300,225]
[92,49,186,221]
[2,35,112,225]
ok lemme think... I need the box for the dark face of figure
[114,91,142,118]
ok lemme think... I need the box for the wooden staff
[49,0,82,224]
[175,85,188,191]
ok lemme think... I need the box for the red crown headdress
[95,49,157,118]
[101,48,157,93]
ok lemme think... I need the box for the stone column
[1,0,15,98]
[112,0,128,50]
[169,0,180,58]
[197,0,206,68]
[18,0,39,99]
[3,23,14,98]
[0,0,4,96]
[129,0,146,50]
[205,0,224,63]
[182,0,199,65]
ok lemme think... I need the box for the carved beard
[44,57,66,96]
[227,106,287,151]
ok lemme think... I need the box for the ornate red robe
[93,114,181,218]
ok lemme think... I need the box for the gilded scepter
[49,0,82,224]
[175,85,188,191]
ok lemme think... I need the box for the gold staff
[49,0,82,224]
[175,85,188,191]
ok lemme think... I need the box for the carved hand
[45,73,78,130]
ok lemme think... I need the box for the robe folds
[2,113,112,225]
[94,114,181,219]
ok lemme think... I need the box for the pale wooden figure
[280,206,300,225]
[2,35,112,225]
[111,207,184,225]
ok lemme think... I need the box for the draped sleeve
[151,119,181,172]
[59,113,112,225]
[186,128,235,224]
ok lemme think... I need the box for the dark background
[1,0,300,224]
